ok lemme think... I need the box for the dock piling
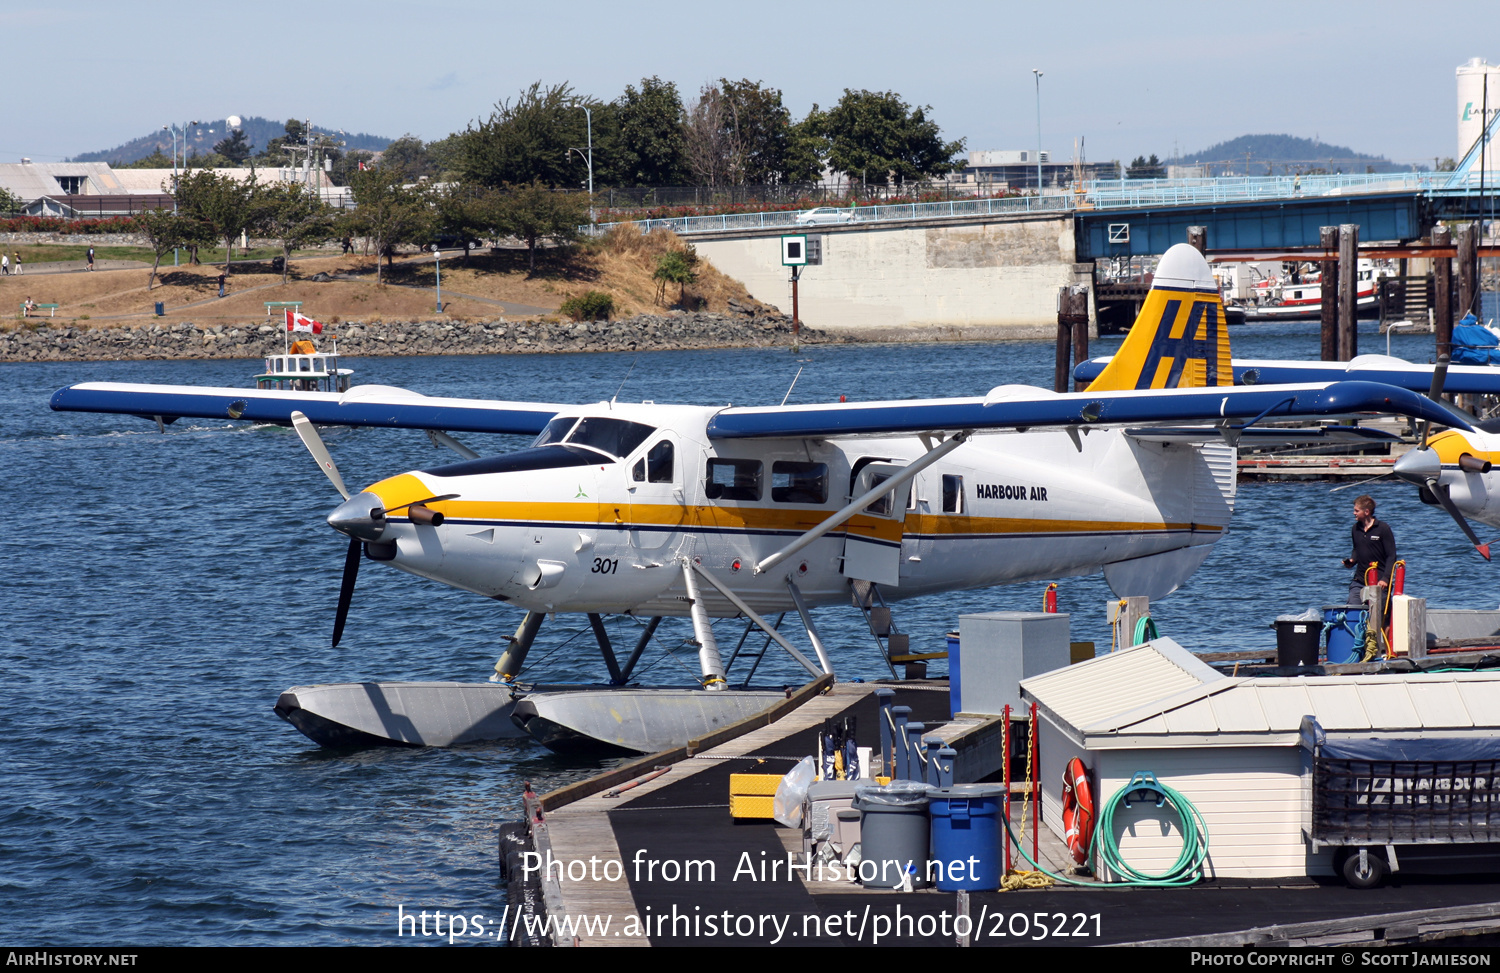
[1320,226,1340,361]
[1457,222,1480,320]
[1434,225,1453,359]
[1338,224,1359,361]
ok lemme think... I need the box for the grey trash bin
[854,781,931,889]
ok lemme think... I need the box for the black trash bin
[154,301,165,316]
[1274,618,1321,666]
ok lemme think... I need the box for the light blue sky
[5,0,1490,168]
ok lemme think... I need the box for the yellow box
[730,773,783,797]
[730,794,776,819]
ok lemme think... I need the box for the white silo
[1457,57,1500,172]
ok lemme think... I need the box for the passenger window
[647,441,673,483]
[943,475,964,514]
[772,462,828,504]
[705,458,762,501]
[632,459,645,481]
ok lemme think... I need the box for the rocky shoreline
[0,310,844,363]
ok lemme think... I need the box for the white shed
[1020,639,1500,879]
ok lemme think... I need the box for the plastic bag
[773,756,816,828]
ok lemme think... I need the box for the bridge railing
[585,170,1477,236]
[590,192,1077,236]
[1082,171,1447,208]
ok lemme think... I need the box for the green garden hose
[1132,616,1159,646]
[1094,772,1210,887]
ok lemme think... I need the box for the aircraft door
[627,438,685,551]
[843,462,908,586]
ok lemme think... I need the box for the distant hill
[69,117,392,164]
[1181,134,1403,175]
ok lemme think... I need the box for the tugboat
[254,309,353,392]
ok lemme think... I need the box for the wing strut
[755,431,972,576]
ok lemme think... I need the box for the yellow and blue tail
[1086,243,1232,392]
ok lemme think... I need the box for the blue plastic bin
[1323,606,1365,664]
[927,784,1005,891]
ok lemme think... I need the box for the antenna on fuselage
[611,352,641,405]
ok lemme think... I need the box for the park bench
[20,302,60,318]
[264,301,302,319]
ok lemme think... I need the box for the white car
[795,206,855,226]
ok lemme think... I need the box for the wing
[1075,354,1500,397]
[705,380,1471,439]
[48,382,566,436]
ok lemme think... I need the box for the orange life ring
[1060,757,1094,865]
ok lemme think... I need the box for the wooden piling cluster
[1309,220,1487,362]
[1054,284,1090,393]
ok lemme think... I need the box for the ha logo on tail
[1087,243,1232,392]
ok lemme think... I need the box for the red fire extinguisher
[1043,582,1058,613]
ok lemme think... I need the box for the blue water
[2,320,1491,945]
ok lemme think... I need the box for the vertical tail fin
[1086,243,1232,392]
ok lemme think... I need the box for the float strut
[492,610,545,683]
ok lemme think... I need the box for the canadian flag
[285,309,323,334]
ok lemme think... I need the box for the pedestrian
[217,273,227,298]
[12,252,20,275]
[1,253,8,276]
[22,296,35,317]
[86,247,95,271]
[1343,494,1396,607]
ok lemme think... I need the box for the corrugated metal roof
[1025,640,1500,748]
[0,162,120,201]
[1019,638,1224,733]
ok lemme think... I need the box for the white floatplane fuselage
[350,400,1236,618]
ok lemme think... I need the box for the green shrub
[560,290,615,322]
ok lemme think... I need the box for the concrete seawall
[691,214,1095,338]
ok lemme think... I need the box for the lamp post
[432,245,442,314]
[164,124,181,266]
[1032,69,1044,195]
[570,104,595,231]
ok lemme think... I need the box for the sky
[4,0,1492,168]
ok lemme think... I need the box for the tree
[214,129,252,165]
[1127,154,1165,179]
[261,183,336,282]
[135,207,196,289]
[329,150,375,186]
[120,149,174,169]
[431,182,495,258]
[614,77,688,185]
[174,169,268,277]
[0,186,21,214]
[490,180,589,275]
[652,246,698,306]
[381,134,438,181]
[817,90,965,187]
[683,80,805,186]
[347,166,430,283]
[458,82,595,190]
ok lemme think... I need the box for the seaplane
[48,244,1467,754]
[1074,329,1500,560]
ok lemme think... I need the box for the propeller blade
[1331,472,1394,493]
[1425,476,1492,561]
[332,536,361,647]
[1419,354,1450,447]
[291,410,350,500]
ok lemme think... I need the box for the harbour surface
[4,320,1494,945]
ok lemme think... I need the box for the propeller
[1392,444,1492,561]
[287,410,363,645]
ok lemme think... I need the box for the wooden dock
[513,677,1500,947]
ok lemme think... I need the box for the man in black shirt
[1344,494,1396,606]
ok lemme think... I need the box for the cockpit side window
[646,440,673,483]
